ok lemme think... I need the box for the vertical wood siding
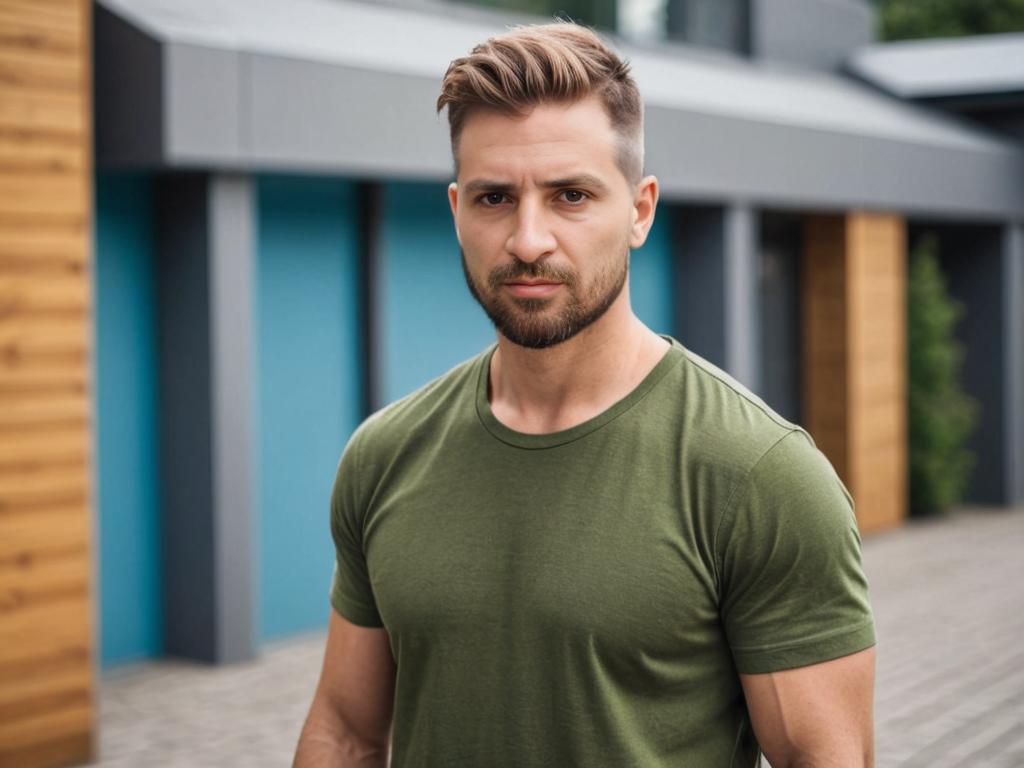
[0,0,95,765]
[803,212,907,534]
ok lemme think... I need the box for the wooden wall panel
[803,212,907,534]
[0,0,95,766]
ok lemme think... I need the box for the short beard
[461,249,629,350]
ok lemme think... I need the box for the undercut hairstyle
[437,22,644,183]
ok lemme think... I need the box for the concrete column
[157,173,256,664]
[723,205,760,392]
[674,203,761,392]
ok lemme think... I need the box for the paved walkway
[93,506,1024,767]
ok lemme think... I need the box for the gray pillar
[723,205,760,392]
[1005,224,1024,506]
[157,173,256,664]
[675,203,761,392]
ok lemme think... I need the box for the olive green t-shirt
[329,338,875,767]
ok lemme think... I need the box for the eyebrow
[462,174,610,195]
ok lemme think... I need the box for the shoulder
[659,340,852,523]
[343,347,489,471]
[667,340,809,475]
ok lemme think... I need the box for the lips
[504,280,563,298]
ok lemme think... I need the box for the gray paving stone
[89,506,1024,767]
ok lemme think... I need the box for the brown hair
[436,22,644,182]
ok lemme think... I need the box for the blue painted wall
[94,173,162,668]
[256,176,363,641]
[630,208,674,335]
[380,182,494,403]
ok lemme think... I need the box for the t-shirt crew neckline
[475,335,686,450]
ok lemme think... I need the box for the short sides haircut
[437,22,644,183]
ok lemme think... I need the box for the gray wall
[751,0,874,71]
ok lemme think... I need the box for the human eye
[477,191,509,207]
[558,189,588,205]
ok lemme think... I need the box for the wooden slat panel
[0,1,94,764]
[0,464,89,511]
[0,87,85,134]
[0,392,88,427]
[0,429,88,466]
[0,317,88,354]
[0,3,82,51]
[0,368,87,397]
[0,730,92,768]
[0,221,86,257]
[0,274,89,316]
[0,504,88,558]
[0,173,86,218]
[0,47,82,94]
[802,215,849,486]
[0,550,89,613]
[0,128,86,176]
[0,703,92,755]
[0,593,89,649]
[843,212,906,534]
[0,633,88,671]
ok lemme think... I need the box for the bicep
[310,608,396,746]
[740,646,876,767]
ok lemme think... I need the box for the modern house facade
[0,0,1021,765]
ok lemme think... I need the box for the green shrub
[907,235,978,515]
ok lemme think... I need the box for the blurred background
[1,0,1022,765]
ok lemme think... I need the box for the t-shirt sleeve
[716,429,876,675]
[328,428,385,628]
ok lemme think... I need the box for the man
[294,22,875,768]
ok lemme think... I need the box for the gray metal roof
[848,32,1024,100]
[95,0,1024,219]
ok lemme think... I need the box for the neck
[488,293,670,434]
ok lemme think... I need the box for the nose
[505,198,557,263]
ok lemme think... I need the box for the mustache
[487,261,577,291]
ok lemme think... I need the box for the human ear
[629,175,659,249]
[448,182,462,243]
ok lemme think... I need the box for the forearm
[293,708,390,768]
[767,745,873,768]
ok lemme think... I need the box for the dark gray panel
[357,182,385,415]
[913,224,1006,505]
[752,0,873,72]
[646,105,1024,220]
[675,206,726,368]
[157,174,217,661]
[94,6,163,167]
[759,212,803,424]
[1004,225,1024,505]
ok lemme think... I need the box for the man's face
[448,96,655,349]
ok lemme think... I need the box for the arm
[740,646,875,768]
[293,608,397,767]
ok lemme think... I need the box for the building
[0,0,1021,764]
